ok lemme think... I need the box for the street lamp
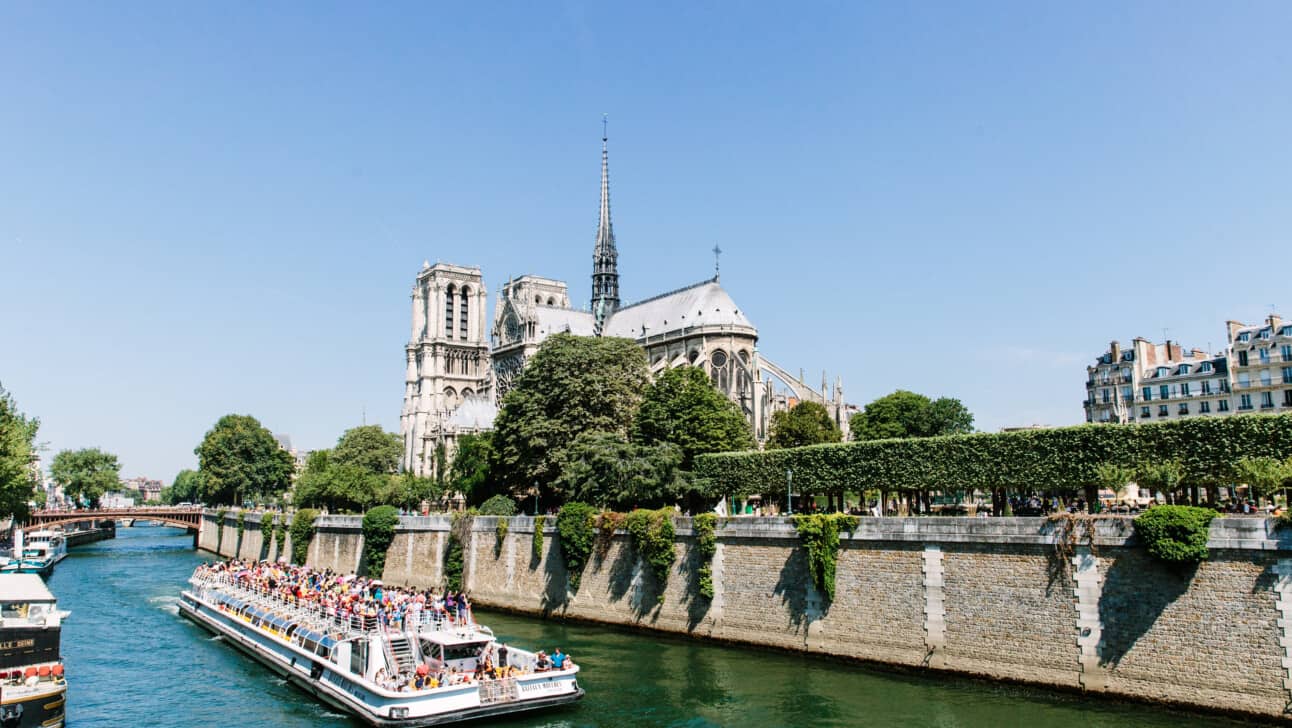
[786,468,793,516]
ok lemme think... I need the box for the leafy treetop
[767,401,842,450]
[558,431,685,511]
[849,390,974,441]
[0,385,40,520]
[162,469,204,505]
[50,448,121,508]
[633,366,755,470]
[332,425,402,474]
[195,414,295,506]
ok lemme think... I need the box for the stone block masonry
[195,511,1292,721]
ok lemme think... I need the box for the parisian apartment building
[1085,314,1292,424]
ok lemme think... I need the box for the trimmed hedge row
[696,414,1292,496]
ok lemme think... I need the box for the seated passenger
[535,652,551,672]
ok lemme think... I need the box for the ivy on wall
[532,515,546,563]
[274,517,286,556]
[289,509,318,565]
[557,502,596,591]
[696,414,1292,497]
[495,518,509,556]
[361,505,400,577]
[260,513,274,560]
[445,511,471,591]
[624,508,676,604]
[792,513,859,601]
[692,513,718,600]
[215,508,227,553]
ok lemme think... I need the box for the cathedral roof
[534,306,596,337]
[446,394,498,431]
[603,278,756,339]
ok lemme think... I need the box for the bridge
[28,507,204,532]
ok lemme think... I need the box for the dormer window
[1239,332,1251,342]
[1122,351,1134,361]
[1199,362,1212,373]
[1156,367,1169,377]
[1261,329,1271,340]
[1178,364,1190,375]
[1281,326,1292,337]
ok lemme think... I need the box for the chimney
[1226,320,1245,343]
[1270,313,1283,331]
[1110,341,1121,361]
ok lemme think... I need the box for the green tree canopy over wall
[849,390,975,441]
[696,414,1292,497]
[50,448,121,508]
[633,366,755,469]
[332,425,402,474]
[450,433,495,505]
[767,401,842,450]
[195,414,295,506]
[0,385,40,520]
[491,334,649,500]
[161,469,204,505]
[558,431,685,510]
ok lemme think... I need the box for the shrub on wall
[696,414,1292,499]
[595,511,625,562]
[624,508,676,604]
[478,495,518,516]
[557,502,597,591]
[1133,505,1216,563]
[274,517,286,556]
[260,513,274,559]
[215,508,228,553]
[793,513,859,601]
[361,505,400,577]
[289,509,319,565]
[495,518,509,556]
[532,515,546,562]
[235,510,246,555]
[444,511,472,591]
[692,513,718,600]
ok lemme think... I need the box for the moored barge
[0,575,68,728]
[178,564,582,726]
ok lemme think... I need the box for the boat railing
[189,572,493,641]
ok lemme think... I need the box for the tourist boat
[0,530,66,577]
[178,570,583,726]
[0,574,69,728]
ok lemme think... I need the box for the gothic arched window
[711,350,730,393]
[459,286,470,340]
[444,284,456,339]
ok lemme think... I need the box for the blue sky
[2,2,1290,481]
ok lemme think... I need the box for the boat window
[350,640,368,676]
[443,643,486,662]
[419,639,441,663]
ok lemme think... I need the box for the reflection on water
[47,527,1254,727]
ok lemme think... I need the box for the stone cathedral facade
[401,134,853,478]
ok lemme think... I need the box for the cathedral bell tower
[591,119,620,313]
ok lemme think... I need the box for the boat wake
[148,595,181,616]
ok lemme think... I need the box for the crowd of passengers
[194,559,475,631]
[375,644,574,693]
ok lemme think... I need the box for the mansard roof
[603,278,756,339]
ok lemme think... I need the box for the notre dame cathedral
[400,132,853,477]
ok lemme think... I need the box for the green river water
[47,526,1257,727]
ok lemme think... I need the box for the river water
[47,526,1255,727]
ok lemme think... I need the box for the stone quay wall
[196,511,1292,721]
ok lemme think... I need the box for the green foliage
[444,511,470,591]
[195,414,294,506]
[289,508,319,565]
[792,513,859,601]
[767,402,842,450]
[162,469,204,505]
[292,448,388,514]
[380,472,443,513]
[556,502,597,591]
[361,505,400,577]
[495,517,509,554]
[1137,459,1185,494]
[491,334,650,501]
[697,414,1292,498]
[451,433,495,504]
[274,517,287,555]
[634,366,755,470]
[850,390,974,442]
[559,431,686,510]
[236,510,246,545]
[1235,456,1292,503]
[478,494,518,516]
[260,512,274,541]
[693,513,718,600]
[333,425,402,474]
[0,385,40,521]
[1134,505,1216,563]
[624,508,676,604]
[50,447,121,508]
[532,515,546,562]
[1094,463,1136,493]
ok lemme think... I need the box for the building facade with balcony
[1085,313,1291,423]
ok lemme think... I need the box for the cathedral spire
[591,115,620,312]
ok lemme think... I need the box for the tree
[195,414,295,506]
[490,334,650,501]
[0,385,40,521]
[380,472,443,513]
[332,425,402,474]
[50,448,120,508]
[161,469,204,505]
[633,366,755,469]
[767,401,842,450]
[558,431,685,510]
[1089,462,1136,514]
[292,449,386,514]
[850,390,975,441]
[1234,456,1292,507]
[1137,459,1186,505]
[450,433,495,505]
